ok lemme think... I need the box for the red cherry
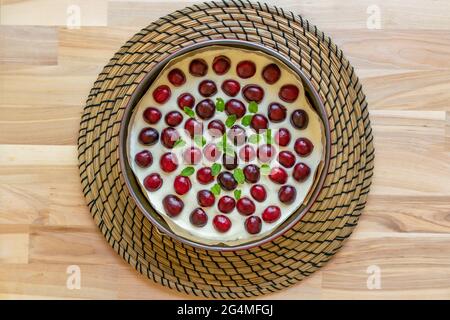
[164,111,183,127]
[143,173,162,191]
[278,185,297,204]
[236,60,256,78]
[163,194,184,217]
[183,147,202,165]
[221,79,241,97]
[196,167,214,184]
[267,103,286,122]
[212,56,231,75]
[243,164,260,183]
[227,125,246,146]
[213,215,231,233]
[161,127,179,149]
[153,85,171,104]
[275,128,291,147]
[278,151,296,168]
[245,216,262,234]
[167,68,185,86]
[159,152,178,172]
[184,118,203,138]
[250,114,268,133]
[293,162,311,182]
[257,144,275,163]
[291,109,309,129]
[174,175,192,195]
[239,145,256,162]
[198,80,217,97]
[262,63,281,84]
[294,137,314,156]
[177,93,195,110]
[203,143,221,161]
[195,99,215,120]
[279,84,299,103]
[218,196,236,213]
[250,184,266,202]
[190,208,208,227]
[197,190,215,207]
[134,150,153,168]
[236,197,256,216]
[143,107,162,124]
[139,127,159,145]
[269,167,288,184]
[262,206,281,223]
[222,152,238,170]
[217,172,238,191]
[242,84,265,103]
[225,99,246,119]
[207,120,225,137]
[189,59,208,77]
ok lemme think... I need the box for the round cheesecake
[127,45,325,246]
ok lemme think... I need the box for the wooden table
[1,0,449,300]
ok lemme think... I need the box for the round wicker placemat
[78,0,374,298]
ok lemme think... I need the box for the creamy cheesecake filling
[127,46,325,246]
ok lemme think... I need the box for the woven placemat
[78,0,374,298]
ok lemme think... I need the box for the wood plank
[0,233,29,264]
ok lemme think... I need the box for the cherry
[159,152,178,172]
[183,147,202,165]
[278,185,297,204]
[203,143,221,161]
[167,68,185,86]
[174,175,192,195]
[139,127,159,145]
[165,111,183,127]
[291,109,309,129]
[190,208,208,227]
[267,103,286,122]
[245,216,262,234]
[218,196,236,213]
[195,99,215,120]
[242,84,264,103]
[269,167,288,184]
[250,114,268,133]
[177,93,195,109]
[221,79,241,97]
[161,127,180,149]
[262,63,281,84]
[143,173,162,191]
[275,128,291,147]
[262,206,281,223]
[207,120,225,137]
[257,144,275,163]
[153,85,171,104]
[196,167,214,184]
[243,164,260,183]
[239,144,256,162]
[198,80,217,97]
[217,172,238,191]
[293,162,311,182]
[279,84,299,103]
[250,184,266,202]
[222,152,238,170]
[143,107,162,124]
[227,125,246,146]
[225,99,246,119]
[163,194,184,217]
[197,190,215,207]
[184,118,203,138]
[212,56,231,75]
[134,150,153,168]
[236,197,256,216]
[189,59,208,77]
[278,150,296,168]
[236,60,256,78]
[213,215,231,233]
[294,137,314,156]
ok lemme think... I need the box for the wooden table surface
[1,0,449,300]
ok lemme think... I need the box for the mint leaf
[211,163,222,176]
[248,134,261,144]
[211,183,221,196]
[225,114,237,128]
[264,129,273,144]
[234,189,242,200]
[233,168,245,184]
[248,101,258,113]
[261,164,271,176]
[241,114,252,127]
[183,107,195,118]
[173,138,186,148]
[194,135,206,147]
[215,97,225,112]
[180,166,195,177]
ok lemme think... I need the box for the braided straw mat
[78,0,374,298]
